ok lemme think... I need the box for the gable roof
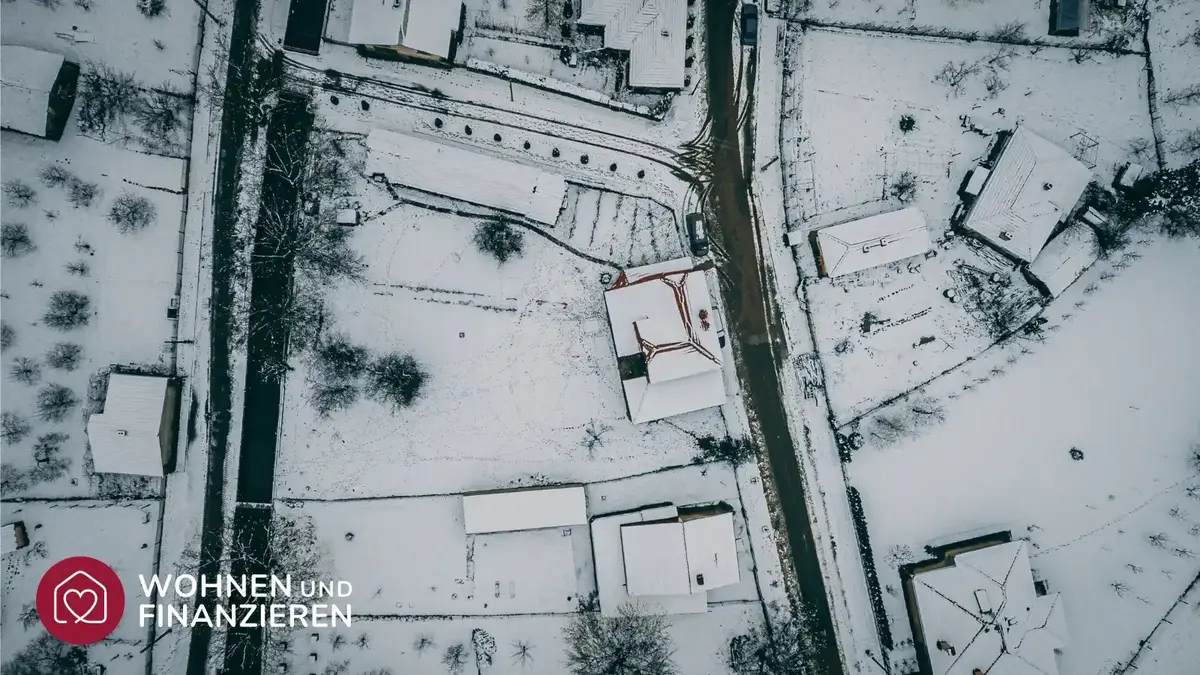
[962,127,1092,263]
[347,0,460,57]
[462,485,588,535]
[1026,222,1099,297]
[619,510,741,598]
[86,374,169,477]
[911,541,1068,675]
[1,45,64,137]
[604,259,726,423]
[578,0,686,88]
[816,207,931,277]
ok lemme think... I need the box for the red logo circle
[36,556,125,645]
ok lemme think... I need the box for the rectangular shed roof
[366,129,567,226]
[1,45,64,137]
[1027,222,1099,297]
[816,207,931,278]
[86,374,169,477]
[462,485,588,535]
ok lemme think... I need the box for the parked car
[686,212,710,256]
[741,4,759,47]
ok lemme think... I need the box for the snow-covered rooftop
[346,0,461,58]
[603,258,726,423]
[461,485,588,535]
[1,45,64,137]
[86,374,170,477]
[577,0,686,89]
[910,540,1068,675]
[962,127,1092,263]
[366,128,567,226]
[816,207,932,278]
[1027,222,1100,297]
[594,504,739,616]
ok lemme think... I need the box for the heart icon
[62,588,99,623]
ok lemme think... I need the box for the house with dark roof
[1,45,79,141]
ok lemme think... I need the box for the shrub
[46,343,84,370]
[3,180,37,208]
[31,0,62,8]
[65,260,90,276]
[67,178,100,208]
[563,603,676,675]
[474,219,525,264]
[136,84,187,142]
[108,193,156,232]
[726,615,808,675]
[693,435,755,466]
[9,357,42,385]
[1,412,31,445]
[38,164,74,188]
[899,114,916,134]
[43,291,92,330]
[313,336,371,382]
[366,353,428,410]
[137,0,166,17]
[309,383,359,418]
[36,384,79,422]
[890,170,918,203]
[0,631,92,675]
[1,322,14,351]
[1,223,36,258]
[32,432,68,460]
[442,643,468,675]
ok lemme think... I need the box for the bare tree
[2,223,35,258]
[727,614,809,675]
[3,180,37,208]
[136,84,190,150]
[986,20,1026,42]
[77,63,142,135]
[474,219,525,264]
[38,165,74,188]
[934,60,982,96]
[1110,581,1131,597]
[442,643,468,675]
[1148,533,1170,549]
[108,193,157,233]
[0,322,13,352]
[1171,128,1200,159]
[890,171,918,203]
[473,629,497,671]
[365,352,428,410]
[414,634,436,655]
[0,631,93,675]
[66,178,100,208]
[1164,84,1200,107]
[1,412,31,445]
[564,603,677,675]
[524,0,564,29]
[36,384,79,422]
[511,640,534,668]
[43,291,91,330]
[9,357,42,385]
[45,343,83,371]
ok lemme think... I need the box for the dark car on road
[741,4,759,47]
[686,212,710,257]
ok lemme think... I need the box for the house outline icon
[53,570,108,625]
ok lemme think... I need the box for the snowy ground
[779,0,1143,48]
[0,500,161,672]
[1148,0,1200,168]
[845,238,1200,675]
[1,129,185,498]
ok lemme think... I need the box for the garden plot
[1148,0,1200,168]
[277,498,594,616]
[557,185,685,266]
[275,199,727,499]
[1,131,185,499]
[807,234,1042,423]
[794,28,1151,222]
[281,601,764,675]
[0,0,203,92]
[788,0,1141,48]
[0,500,160,671]
[845,238,1200,675]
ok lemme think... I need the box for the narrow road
[705,0,843,672]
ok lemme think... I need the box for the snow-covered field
[0,500,161,670]
[845,238,1200,674]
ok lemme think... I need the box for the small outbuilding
[1050,0,1087,37]
[815,207,931,278]
[1,45,80,141]
[1025,222,1100,297]
[347,0,464,61]
[1,522,30,558]
[577,0,687,89]
[461,484,588,535]
[86,374,180,477]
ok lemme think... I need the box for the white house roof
[462,485,588,535]
[403,0,461,59]
[592,506,708,617]
[620,510,741,597]
[1027,223,1099,297]
[963,127,1092,262]
[604,259,726,423]
[577,0,686,88]
[621,521,692,596]
[911,540,1068,675]
[816,207,931,277]
[86,374,168,477]
[366,129,567,226]
[347,0,460,57]
[1,45,64,137]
